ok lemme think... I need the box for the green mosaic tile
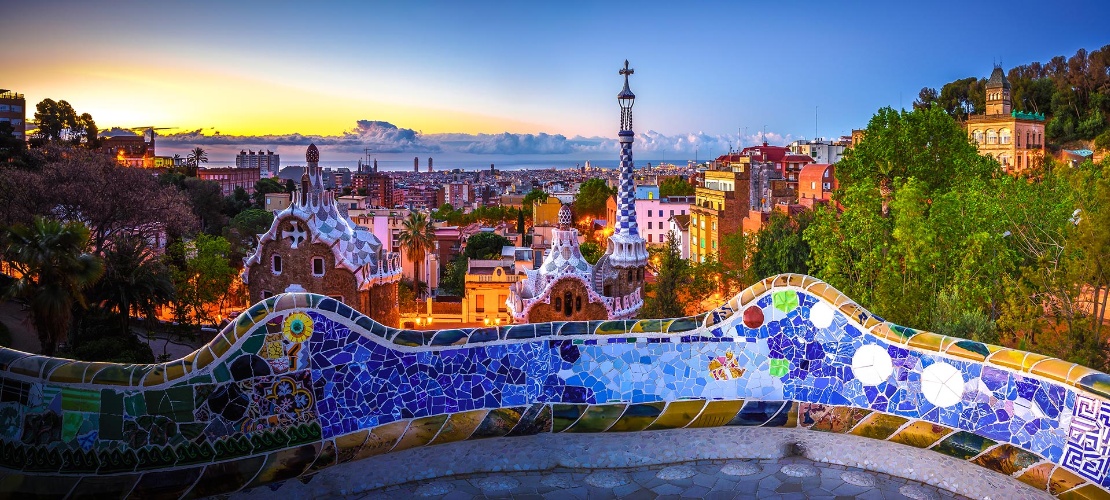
[89,364,134,386]
[608,402,665,432]
[932,431,997,460]
[551,404,585,432]
[971,443,1043,476]
[565,404,625,433]
[769,358,789,377]
[61,387,100,412]
[124,393,147,416]
[213,363,232,383]
[772,290,799,313]
[241,328,265,355]
[61,412,84,442]
[47,362,87,384]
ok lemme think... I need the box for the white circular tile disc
[920,361,965,408]
[809,301,835,329]
[851,344,893,386]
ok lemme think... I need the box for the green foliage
[658,177,694,197]
[167,234,239,326]
[183,178,228,235]
[225,208,273,260]
[252,178,286,208]
[431,204,521,227]
[579,242,603,265]
[88,235,174,333]
[641,233,689,318]
[437,256,467,297]
[930,45,1110,145]
[752,210,812,278]
[186,147,208,176]
[1,216,104,356]
[522,189,548,213]
[223,186,253,219]
[397,212,437,298]
[574,178,615,219]
[464,232,511,260]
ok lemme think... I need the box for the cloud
[154,120,796,158]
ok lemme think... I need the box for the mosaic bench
[0,274,1108,499]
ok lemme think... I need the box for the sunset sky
[3,0,1107,160]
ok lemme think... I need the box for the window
[312,257,325,276]
[11,105,20,112]
[659,233,664,242]
[648,234,652,242]
[681,210,686,215]
[563,292,574,316]
[498,294,507,312]
[11,119,21,125]
[575,296,582,312]
[647,221,652,229]
[986,129,998,144]
[476,294,485,312]
[811,182,817,190]
[1000,129,1011,144]
[272,255,282,274]
[0,105,7,112]
[972,130,984,143]
[670,210,674,216]
[658,210,663,217]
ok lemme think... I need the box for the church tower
[603,60,648,299]
[985,65,1012,116]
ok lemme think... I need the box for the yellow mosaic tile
[848,412,909,440]
[333,429,370,464]
[1031,358,1078,384]
[194,347,216,371]
[1020,352,1051,372]
[8,356,52,379]
[47,362,88,384]
[987,349,1027,372]
[209,334,233,358]
[233,313,255,340]
[738,287,758,307]
[907,332,947,353]
[971,443,1043,476]
[163,361,189,382]
[944,341,989,363]
[358,420,409,459]
[888,420,953,448]
[782,402,799,428]
[391,414,449,453]
[645,400,707,430]
[141,365,168,386]
[1056,484,1110,500]
[427,409,488,446]
[1049,466,1089,496]
[1016,462,1053,491]
[81,362,117,384]
[607,402,666,432]
[565,404,627,433]
[687,400,745,428]
[798,275,819,289]
[1067,365,1102,386]
[870,323,907,345]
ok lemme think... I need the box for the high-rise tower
[601,61,648,299]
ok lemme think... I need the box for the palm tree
[186,146,208,177]
[1,217,104,356]
[89,236,174,333]
[396,211,437,299]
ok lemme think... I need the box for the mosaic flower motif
[265,377,313,416]
[709,349,747,380]
[282,312,313,343]
[772,291,799,313]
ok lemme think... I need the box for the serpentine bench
[0,274,1107,499]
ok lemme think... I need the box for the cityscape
[1,2,1110,499]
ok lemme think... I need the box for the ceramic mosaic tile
[0,274,1108,498]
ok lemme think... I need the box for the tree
[659,177,694,197]
[183,178,228,235]
[88,235,174,333]
[522,188,548,215]
[1,217,103,355]
[223,186,253,219]
[225,208,274,259]
[0,145,197,253]
[641,233,688,319]
[397,211,437,298]
[252,178,286,208]
[574,178,615,220]
[464,232,511,260]
[579,242,603,265]
[913,87,939,110]
[31,99,98,147]
[167,234,239,326]
[752,210,813,278]
[187,146,208,177]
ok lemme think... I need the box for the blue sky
[3,0,1107,160]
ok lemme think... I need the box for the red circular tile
[742,306,764,329]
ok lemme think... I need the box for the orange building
[964,66,1046,173]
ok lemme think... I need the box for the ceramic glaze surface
[0,274,1107,499]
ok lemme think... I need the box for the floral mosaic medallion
[772,290,799,313]
[283,312,313,343]
[709,349,747,380]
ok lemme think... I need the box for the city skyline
[3,0,1108,160]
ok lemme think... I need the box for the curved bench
[0,274,1107,499]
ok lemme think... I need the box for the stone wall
[0,274,1108,499]
[248,236,358,304]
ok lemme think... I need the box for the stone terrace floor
[356,457,969,500]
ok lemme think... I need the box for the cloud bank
[155,120,797,158]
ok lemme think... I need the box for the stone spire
[608,60,648,268]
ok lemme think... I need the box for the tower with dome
[242,144,403,326]
[506,62,646,323]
